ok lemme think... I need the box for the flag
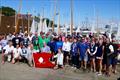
[33,52,55,68]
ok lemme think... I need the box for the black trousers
[72,56,78,67]
[63,51,69,64]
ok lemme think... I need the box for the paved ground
[0,54,120,80]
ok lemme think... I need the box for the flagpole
[15,0,22,33]
[70,0,73,35]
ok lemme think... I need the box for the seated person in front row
[12,44,33,66]
[41,42,51,53]
[2,40,14,64]
[21,44,33,67]
[12,44,22,64]
[20,45,29,63]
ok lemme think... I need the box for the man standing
[104,38,114,76]
[78,37,89,70]
[88,38,98,72]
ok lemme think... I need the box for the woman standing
[96,38,104,75]
[88,38,98,72]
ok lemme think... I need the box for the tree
[0,6,16,16]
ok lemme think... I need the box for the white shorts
[4,51,12,55]
[14,53,20,58]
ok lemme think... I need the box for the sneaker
[74,67,77,70]
[96,72,99,74]
[65,64,69,67]
[97,73,102,76]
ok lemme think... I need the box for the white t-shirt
[62,42,71,52]
[13,47,22,58]
[3,45,14,54]
[54,53,63,65]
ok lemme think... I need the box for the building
[0,14,32,34]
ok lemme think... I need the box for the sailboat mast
[28,12,30,34]
[70,0,73,35]
[96,10,99,32]
[57,2,60,35]
[41,7,44,32]
[52,0,57,32]
[0,6,2,27]
[57,11,60,35]
[15,0,22,33]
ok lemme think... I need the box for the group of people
[0,31,120,77]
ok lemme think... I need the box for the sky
[1,0,120,26]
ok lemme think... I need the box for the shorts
[14,53,20,58]
[4,51,9,55]
[96,57,103,60]
[111,58,117,65]
[79,55,88,61]
[89,55,95,59]
[106,57,112,66]
[106,54,118,66]
[4,51,12,55]
[4,52,12,62]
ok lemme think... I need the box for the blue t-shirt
[55,41,63,52]
[78,42,88,57]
